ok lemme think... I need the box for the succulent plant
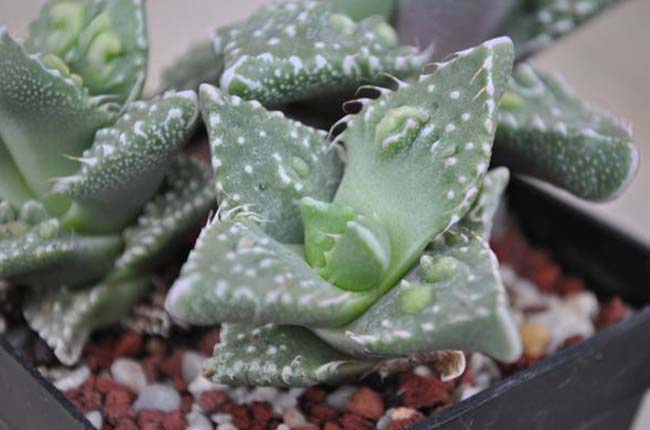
[162,0,638,387]
[0,0,216,364]
[161,0,431,105]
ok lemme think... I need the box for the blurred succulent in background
[0,0,215,364]
[163,0,638,387]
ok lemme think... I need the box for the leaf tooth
[342,98,372,114]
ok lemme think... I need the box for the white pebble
[111,358,147,394]
[187,410,214,430]
[283,408,309,428]
[189,375,228,399]
[53,366,90,391]
[326,385,357,411]
[183,351,206,382]
[376,409,393,430]
[85,410,103,429]
[211,413,233,424]
[217,423,238,430]
[133,384,181,412]
[271,388,302,415]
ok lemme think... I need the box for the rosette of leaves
[166,37,524,386]
[0,1,216,364]
[161,0,431,106]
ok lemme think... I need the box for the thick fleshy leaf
[316,227,522,363]
[331,37,513,297]
[495,64,638,200]
[0,137,34,207]
[499,0,622,59]
[329,0,395,21]
[165,217,375,327]
[27,0,148,103]
[0,200,122,288]
[200,84,342,243]
[161,39,224,92]
[23,277,149,365]
[459,167,510,238]
[217,0,430,105]
[54,90,200,233]
[114,156,215,278]
[205,323,373,387]
[0,29,116,213]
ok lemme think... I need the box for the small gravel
[111,358,147,394]
[182,350,206,382]
[84,410,103,429]
[133,383,181,412]
[187,409,214,430]
[53,366,90,391]
[326,385,357,411]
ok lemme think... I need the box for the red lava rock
[324,421,342,430]
[113,417,138,430]
[460,368,475,386]
[303,386,328,403]
[530,263,562,293]
[181,393,193,413]
[105,389,135,425]
[198,328,220,356]
[346,387,384,420]
[163,410,187,430]
[84,336,116,371]
[114,332,143,357]
[558,276,586,296]
[398,373,451,409]
[596,297,627,330]
[310,403,338,423]
[250,401,274,422]
[198,389,229,413]
[142,353,164,383]
[161,349,185,381]
[138,410,167,427]
[389,407,425,430]
[228,404,252,430]
[340,413,373,430]
[560,335,585,349]
[172,375,188,392]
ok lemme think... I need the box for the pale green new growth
[27,0,148,104]
[206,323,373,387]
[495,64,638,200]
[316,227,522,362]
[217,0,430,105]
[23,277,149,365]
[200,84,342,243]
[54,90,200,233]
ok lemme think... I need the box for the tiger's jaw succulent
[166,37,523,386]
[0,0,217,365]
[163,0,430,106]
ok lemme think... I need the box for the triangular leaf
[332,37,514,297]
[0,29,116,212]
[200,84,342,243]
[217,0,430,105]
[55,90,200,233]
[0,201,122,288]
[316,227,522,363]
[0,137,34,207]
[495,64,638,200]
[114,156,215,278]
[27,0,148,103]
[24,277,149,365]
[165,217,374,327]
[206,323,373,387]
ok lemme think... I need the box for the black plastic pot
[1,179,649,430]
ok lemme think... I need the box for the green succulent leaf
[316,227,522,363]
[495,64,638,201]
[216,0,430,105]
[165,217,375,327]
[328,0,395,21]
[0,200,123,288]
[161,39,224,92]
[0,29,116,213]
[0,137,34,207]
[23,277,149,365]
[459,167,510,239]
[27,0,148,104]
[331,37,513,298]
[54,90,200,233]
[114,156,215,278]
[206,323,373,387]
[200,84,342,243]
[499,0,622,59]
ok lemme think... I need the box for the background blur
[1,0,648,244]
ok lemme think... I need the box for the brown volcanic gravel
[1,224,634,430]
